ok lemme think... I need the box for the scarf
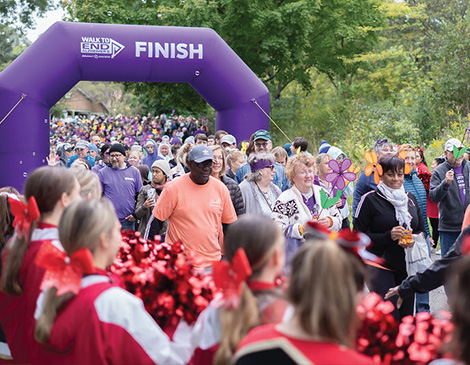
[377,182,412,230]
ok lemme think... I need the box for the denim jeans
[120,219,135,231]
[439,231,460,257]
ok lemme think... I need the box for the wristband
[327,216,333,228]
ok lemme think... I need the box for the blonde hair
[1,167,77,295]
[288,240,366,347]
[215,215,282,365]
[285,153,315,185]
[271,146,288,164]
[397,143,416,155]
[72,169,102,200]
[35,198,117,343]
[226,149,245,169]
[176,143,192,166]
[210,145,226,177]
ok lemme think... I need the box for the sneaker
[436,250,441,255]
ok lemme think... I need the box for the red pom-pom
[356,293,453,364]
[109,231,215,330]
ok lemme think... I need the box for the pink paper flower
[325,158,357,191]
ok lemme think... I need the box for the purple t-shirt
[454,164,466,205]
[98,165,143,221]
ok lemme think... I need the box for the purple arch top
[0,21,270,190]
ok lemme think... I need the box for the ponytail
[0,167,76,295]
[34,288,73,344]
[1,221,36,294]
[214,283,260,365]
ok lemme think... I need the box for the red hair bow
[35,241,95,296]
[8,196,40,239]
[212,248,252,309]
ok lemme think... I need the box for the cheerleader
[34,199,191,364]
[191,214,289,365]
[0,166,80,363]
[234,232,375,364]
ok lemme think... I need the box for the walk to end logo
[80,37,125,59]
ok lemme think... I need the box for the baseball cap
[187,145,214,163]
[75,140,88,150]
[221,134,237,146]
[253,129,271,141]
[445,138,463,152]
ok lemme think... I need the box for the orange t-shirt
[153,174,237,267]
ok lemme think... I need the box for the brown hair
[35,198,117,343]
[215,214,282,365]
[285,153,315,185]
[288,239,366,347]
[0,187,20,248]
[1,167,77,295]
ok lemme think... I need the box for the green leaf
[453,144,466,159]
[320,189,342,209]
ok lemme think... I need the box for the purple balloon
[0,21,269,189]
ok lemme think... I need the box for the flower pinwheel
[397,151,412,174]
[364,151,383,185]
[325,158,357,191]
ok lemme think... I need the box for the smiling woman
[353,155,426,320]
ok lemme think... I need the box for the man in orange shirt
[151,145,237,268]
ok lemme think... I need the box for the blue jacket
[235,162,290,191]
[403,170,430,236]
[352,172,376,216]
[141,140,163,168]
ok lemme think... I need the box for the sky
[25,1,66,43]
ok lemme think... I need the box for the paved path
[429,251,449,317]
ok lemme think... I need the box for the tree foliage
[63,0,384,113]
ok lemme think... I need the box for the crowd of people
[1,113,470,363]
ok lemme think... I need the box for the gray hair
[245,153,275,182]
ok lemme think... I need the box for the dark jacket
[354,189,425,275]
[398,225,470,299]
[221,175,245,216]
[352,172,376,217]
[429,159,470,232]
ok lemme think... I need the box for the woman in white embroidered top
[239,153,282,216]
[272,153,341,266]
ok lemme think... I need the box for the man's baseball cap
[221,134,237,146]
[187,145,214,163]
[75,140,88,150]
[253,129,271,141]
[445,138,463,152]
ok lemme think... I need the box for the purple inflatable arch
[0,21,269,189]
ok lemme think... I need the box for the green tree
[63,0,384,112]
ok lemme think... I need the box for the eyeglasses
[265,165,275,171]
[75,148,85,152]
[255,142,269,148]
[109,154,122,159]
